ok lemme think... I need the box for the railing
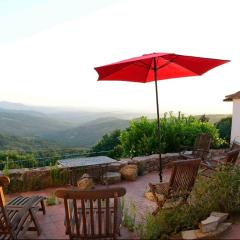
[0,149,112,171]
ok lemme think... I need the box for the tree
[199,114,210,122]
[90,129,123,159]
[215,117,232,143]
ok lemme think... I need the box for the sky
[0,0,239,115]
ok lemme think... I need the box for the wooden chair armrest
[149,182,169,195]
[200,162,215,170]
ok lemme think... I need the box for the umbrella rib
[99,61,150,80]
[98,63,134,79]
[155,56,202,76]
[132,61,151,69]
[155,56,178,70]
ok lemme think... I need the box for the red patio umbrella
[94,52,230,181]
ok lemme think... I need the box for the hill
[45,117,130,147]
[0,134,57,151]
[195,114,231,124]
[0,109,73,137]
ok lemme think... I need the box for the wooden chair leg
[29,208,41,236]
[40,199,46,215]
[152,206,160,216]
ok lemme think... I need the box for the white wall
[231,99,240,143]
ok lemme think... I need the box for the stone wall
[0,150,228,193]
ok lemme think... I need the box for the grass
[46,192,59,206]
[136,164,240,239]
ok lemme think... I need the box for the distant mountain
[0,101,145,125]
[0,109,73,137]
[0,134,57,151]
[45,117,130,147]
[195,114,231,124]
[0,101,31,111]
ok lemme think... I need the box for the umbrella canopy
[95,53,229,82]
[94,52,230,181]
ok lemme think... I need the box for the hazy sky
[0,0,239,115]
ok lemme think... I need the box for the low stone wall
[0,150,228,193]
[2,166,69,193]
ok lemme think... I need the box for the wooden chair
[56,187,126,240]
[149,159,201,215]
[180,133,212,162]
[0,176,46,239]
[201,148,240,175]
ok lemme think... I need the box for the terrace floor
[6,170,240,239]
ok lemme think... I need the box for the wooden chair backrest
[192,133,212,160]
[168,159,201,197]
[224,148,240,165]
[0,176,13,238]
[56,187,126,239]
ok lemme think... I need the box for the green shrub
[121,197,137,232]
[120,113,226,157]
[46,192,58,206]
[50,164,69,186]
[215,117,232,144]
[90,129,122,159]
[137,165,240,239]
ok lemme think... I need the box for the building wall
[231,99,240,143]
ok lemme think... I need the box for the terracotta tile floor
[6,170,240,239]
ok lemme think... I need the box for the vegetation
[120,113,226,157]
[215,116,232,144]
[137,165,240,239]
[122,197,137,232]
[46,193,58,206]
[90,129,123,159]
[0,148,87,170]
[50,165,69,186]
[0,111,231,169]
[0,133,57,151]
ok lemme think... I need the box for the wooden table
[58,156,117,185]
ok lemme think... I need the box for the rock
[199,215,220,233]
[210,222,232,237]
[182,223,232,239]
[77,175,94,190]
[103,172,121,184]
[120,164,138,181]
[181,229,199,239]
[210,212,229,223]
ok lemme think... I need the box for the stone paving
[6,170,240,239]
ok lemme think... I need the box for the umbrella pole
[154,57,162,182]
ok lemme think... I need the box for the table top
[58,156,117,168]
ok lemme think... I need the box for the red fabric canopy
[95,53,230,83]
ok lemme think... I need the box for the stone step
[182,223,232,239]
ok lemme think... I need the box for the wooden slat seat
[7,195,46,215]
[56,187,126,239]
[0,176,46,239]
[149,159,201,215]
